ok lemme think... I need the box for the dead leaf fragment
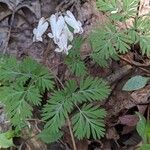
[0,26,9,52]
[0,0,41,18]
[119,115,139,126]
[131,85,150,104]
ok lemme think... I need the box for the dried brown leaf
[0,0,41,18]
[131,85,150,104]
[119,115,139,126]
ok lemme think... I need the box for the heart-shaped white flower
[54,24,73,55]
[64,10,83,34]
[64,24,73,42]
[33,17,48,42]
[48,14,65,44]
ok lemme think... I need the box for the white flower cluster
[33,11,83,54]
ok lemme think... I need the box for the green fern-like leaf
[26,85,41,105]
[127,16,150,56]
[139,36,150,56]
[72,104,106,139]
[0,85,33,129]
[91,53,109,67]
[0,56,54,130]
[66,59,87,77]
[21,57,54,92]
[96,0,118,13]
[90,24,132,66]
[39,128,63,144]
[0,56,22,81]
[121,0,139,19]
[136,17,150,56]
[42,90,74,133]
[42,77,110,142]
[72,77,111,103]
[96,0,139,21]
[65,37,87,76]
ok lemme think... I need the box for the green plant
[0,46,110,146]
[0,130,14,149]
[42,77,110,141]
[136,112,150,150]
[0,56,54,130]
[90,0,150,67]
[65,37,87,76]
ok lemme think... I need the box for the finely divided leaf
[96,0,139,20]
[42,77,110,141]
[90,24,132,66]
[39,129,63,144]
[0,85,36,129]
[72,104,106,139]
[65,37,87,76]
[42,90,74,133]
[72,77,110,103]
[96,0,118,13]
[0,131,14,149]
[0,56,20,81]
[0,56,54,130]
[35,67,54,92]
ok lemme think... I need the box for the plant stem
[67,117,77,150]
[48,67,77,150]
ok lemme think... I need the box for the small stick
[119,56,150,67]
[119,56,150,74]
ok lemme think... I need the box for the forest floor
[0,0,150,150]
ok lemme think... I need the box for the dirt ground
[0,0,150,150]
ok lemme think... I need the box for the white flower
[64,24,73,42]
[33,17,48,42]
[47,11,83,55]
[64,10,83,34]
[111,8,119,14]
[48,14,66,44]
[54,25,73,55]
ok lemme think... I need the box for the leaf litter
[0,0,150,149]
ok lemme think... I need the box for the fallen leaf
[123,76,150,91]
[131,85,150,104]
[0,0,41,18]
[137,105,147,114]
[106,127,119,140]
[119,115,139,126]
[0,4,12,22]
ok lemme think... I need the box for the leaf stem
[49,68,77,150]
[67,117,77,150]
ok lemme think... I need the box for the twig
[119,55,150,67]
[27,118,45,123]
[18,132,39,150]
[119,56,150,74]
